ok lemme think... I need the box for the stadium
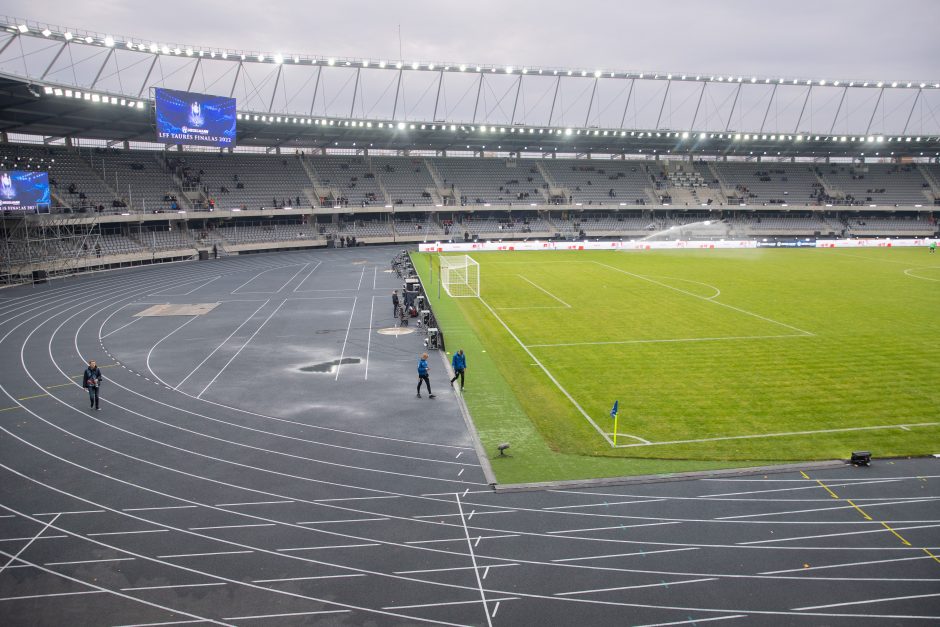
[1,4,939,625]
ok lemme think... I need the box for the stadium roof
[0,17,938,158]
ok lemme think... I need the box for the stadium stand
[821,163,934,206]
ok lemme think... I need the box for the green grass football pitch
[412,247,940,485]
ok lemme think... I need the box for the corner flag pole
[610,400,619,446]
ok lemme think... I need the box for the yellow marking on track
[846,499,872,521]
[17,393,49,401]
[881,522,912,546]
[816,479,840,499]
[799,471,809,479]
[0,406,22,413]
[923,548,940,565]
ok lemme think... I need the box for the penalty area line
[476,296,649,446]
[613,421,940,448]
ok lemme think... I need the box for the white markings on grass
[516,274,572,308]
[903,267,940,282]
[528,334,808,348]
[174,300,270,391]
[614,420,940,449]
[197,299,288,398]
[477,295,648,446]
[592,261,815,337]
[456,491,493,627]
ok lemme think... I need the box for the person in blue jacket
[417,352,435,399]
[450,349,467,391]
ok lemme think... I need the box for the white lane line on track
[122,583,227,591]
[123,505,199,512]
[456,491,493,627]
[555,577,718,596]
[33,509,104,516]
[291,261,323,292]
[88,530,168,537]
[552,547,700,563]
[0,549,228,626]
[214,500,294,507]
[296,518,389,525]
[0,591,105,602]
[197,299,288,398]
[101,316,141,339]
[173,299,270,391]
[548,522,682,534]
[188,524,276,531]
[395,564,519,575]
[251,574,366,583]
[0,535,68,542]
[365,295,374,380]
[794,591,940,611]
[45,557,136,566]
[632,615,748,627]
[761,554,939,574]
[158,551,254,559]
[223,610,350,621]
[0,513,59,575]
[737,522,940,545]
[275,544,380,552]
[384,597,518,611]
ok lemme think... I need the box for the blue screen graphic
[155,88,237,147]
[0,171,50,212]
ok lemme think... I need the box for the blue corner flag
[610,400,619,418]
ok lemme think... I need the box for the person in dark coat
[450,349,467,391]
[82,359,103,410]
[392,290,400,317]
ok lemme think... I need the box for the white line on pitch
[477,296,648,446]
[335,296,358,381]
[555,577,717,596]
[121,583,227,591]
[197,299,288,398]
[251,574,366,583]
[517,274,572,307]
[157,550,253,558]
[615,421,940,448]
[174,299,270,390]
[527,334,808,348]
[592,261,816,336]
[45,557,136,566]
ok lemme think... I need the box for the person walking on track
[82,359,103,410]
[417,352,435,399]
[450,349,467,391]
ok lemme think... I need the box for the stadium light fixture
[85,36,94,43]
[258,54,265,62]
[412,62,419,69]
[459,64,466,71]
[506,66,513,73]
[41,28,51,37]
[273,53,283,64]
[186,48,194,56]
[162,45,170,54]
[428,63,434,70]
[63,32,73,40]
[173,47,182,54]
[877,82,883,87]
[328,58,335,65]
[891,82,898,87]
[16,24,28,33]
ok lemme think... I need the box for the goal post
[439,254,480,298]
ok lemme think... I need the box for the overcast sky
[7,0,939,81]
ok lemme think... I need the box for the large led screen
[0,171,50,212]
[155,88,237,147]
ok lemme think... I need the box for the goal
[439,255,480,298]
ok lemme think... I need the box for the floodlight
[102,35,114,47]
[506,66,513,73]
[85,36,94,43]
[185,48,193,56]
[428,63,434,70]
[258,53,265,61]
[273,53,283,64]
[173,47,181,55]
[411,62,419,69]
[64,31,73,40]
[891,82,897,87]
[16,24,28,33]
[328,58,335,65]
[41,28,51,37]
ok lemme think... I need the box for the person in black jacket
[82,359,103,410]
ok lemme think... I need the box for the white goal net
[439,255,480,298]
